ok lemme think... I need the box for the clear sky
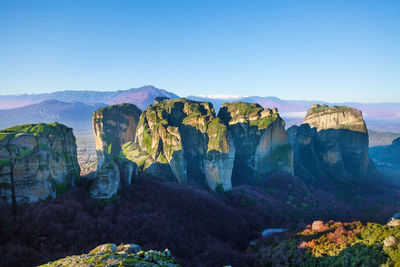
[0,0,399,102]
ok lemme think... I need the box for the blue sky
[0,0,399,102]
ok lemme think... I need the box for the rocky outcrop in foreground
[39,243,180,267]
[0,123,80,204]
[117,98,292,191]
[288,104,378,181]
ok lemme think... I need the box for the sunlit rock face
[288,104,380,181]
[92,103,141,170]
[0,123,80,204]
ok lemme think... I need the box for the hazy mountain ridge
[0,85,179,110]
[1,86,399,132]
[0,100,107,132]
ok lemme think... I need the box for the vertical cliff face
[92,103,141,170]
[218,102,293,186]
[203,117,235,191]
[0,123,80,204]
[289,104,379,181]
[287,123,346,181]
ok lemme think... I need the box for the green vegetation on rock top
[0,122,69,142]
[219,101,280,130]
[309,104,356,115]
[95,103,141,113]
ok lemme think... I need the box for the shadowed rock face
[92,103,141,170]
[219,102,293,186]
[0,123,80,204]
[288,124,345,181]
[288,104,379,181]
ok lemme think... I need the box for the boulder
[383,236,398,247]
[311,220,325,231]
[116,244,142,254]
[0,123,80,204]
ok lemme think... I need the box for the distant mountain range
[0,85,178,110]
[0,85,399,133]
[0,100,106,132]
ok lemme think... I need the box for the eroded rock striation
[0,123,80,204]
[39,243,180,267]
[288,104,379,181]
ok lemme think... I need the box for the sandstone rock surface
[0,123,80,204]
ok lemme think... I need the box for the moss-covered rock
[39,243,180,267]
[0,123,80,204]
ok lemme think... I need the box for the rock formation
[91,104,141,198]
[123,98,216,187]
[92,103,141,169]
[0,123,80,204]
[39,243,180,266]
[122,99,292,190]
[218,102,293,185]
[288,104,379,181]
